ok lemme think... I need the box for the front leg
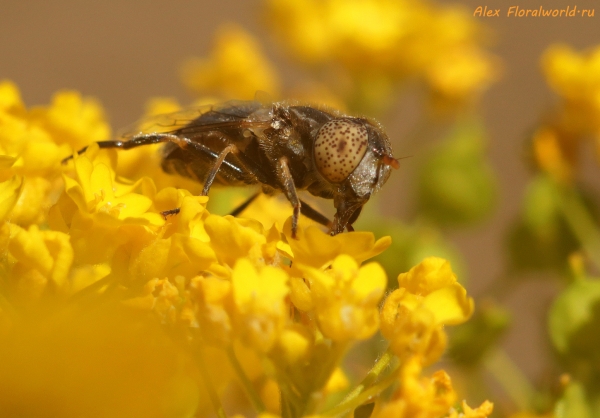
[277,157,301,239]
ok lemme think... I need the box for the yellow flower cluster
[264,0,499,108]
[181,24,281,100]
[381,257,474,366]
[0,81,490,417]
[533,44,600,182]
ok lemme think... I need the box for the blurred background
[1,0,599,416]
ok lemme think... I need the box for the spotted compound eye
[313,120,369,183]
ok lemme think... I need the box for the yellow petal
[0,176,22,221]
[397,257,458,296]
[422,283,474,325]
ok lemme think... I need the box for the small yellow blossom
[532,127,575,183]
[190,275,234,345]
[205,214,280,269]
[0,175,22,221]
[32,90,111,149]
[380,288,447,365]
[543,44,600,107]
[535,44,600,177]
[232,258,289,352]
[3,223,73,305]
[448,400,494,418]
[274,324,313,365]
[296,255,386,341]
[283,218,391,269]
[0,81,109,226]
[372,356,457,418]
[0,80,24,111]
[63,145,161,224]
[381,257,473,364]
[427,47,500,110]
[181,24,281,99]
[323,367,350,394]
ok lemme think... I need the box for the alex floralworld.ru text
[474,5,595,17]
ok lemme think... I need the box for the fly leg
[299,200,332,229]
[164,142,238,218]
[61,133,222,165]
[63,134,243,219]
[229,193,260,217]
[200,144,237,196]
[277,157,301,239]
[228,193,332,230]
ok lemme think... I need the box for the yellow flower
[372,356,456,418]
[0,82,490,417]
[532,127,575,183]
[283,218,391,269]
[264,0,498,109]
[543,44,600,107]
[380,288,447,365]
[273,324,313,365]
[427,47,500,110]
[537,44,600,175]
[204,214,282,270]
[189,274,234,345]
[296,254,386,341]
[395,257,473,324]
[0,81,110,226]
[0,305,202,418]
[380,257,473,364]
[32,90,111,150]
[3,223,73,305]
[0,80,24,111]
[448,400,494,418]
[0,175,22,222]
[181,24,281,99]
[63,144,163,225]
[231,258,289,352]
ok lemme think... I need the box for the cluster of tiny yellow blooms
[532,44,600,183]
[263,0,499,108]
[0,80,492,417]
[180,24,282,100]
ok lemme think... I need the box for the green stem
[226,346,266,413]
[558,187,600,269]
[483,348,534,412]
[322,349,394,417]
[322,368,399,417]
[347,350,393,400]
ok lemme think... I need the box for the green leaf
[417,120,497,226]
[548,277,600,361]
[555,380,592,418]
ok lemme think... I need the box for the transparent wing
[117,100,274,140]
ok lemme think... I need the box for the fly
[63,100,399,237]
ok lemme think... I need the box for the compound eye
[314,120,369,183]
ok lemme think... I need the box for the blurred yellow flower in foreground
[0,82,490,417]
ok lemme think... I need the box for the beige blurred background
[1,0,598,399]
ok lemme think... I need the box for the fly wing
[117,100,273,140]
[119,100,277,188]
